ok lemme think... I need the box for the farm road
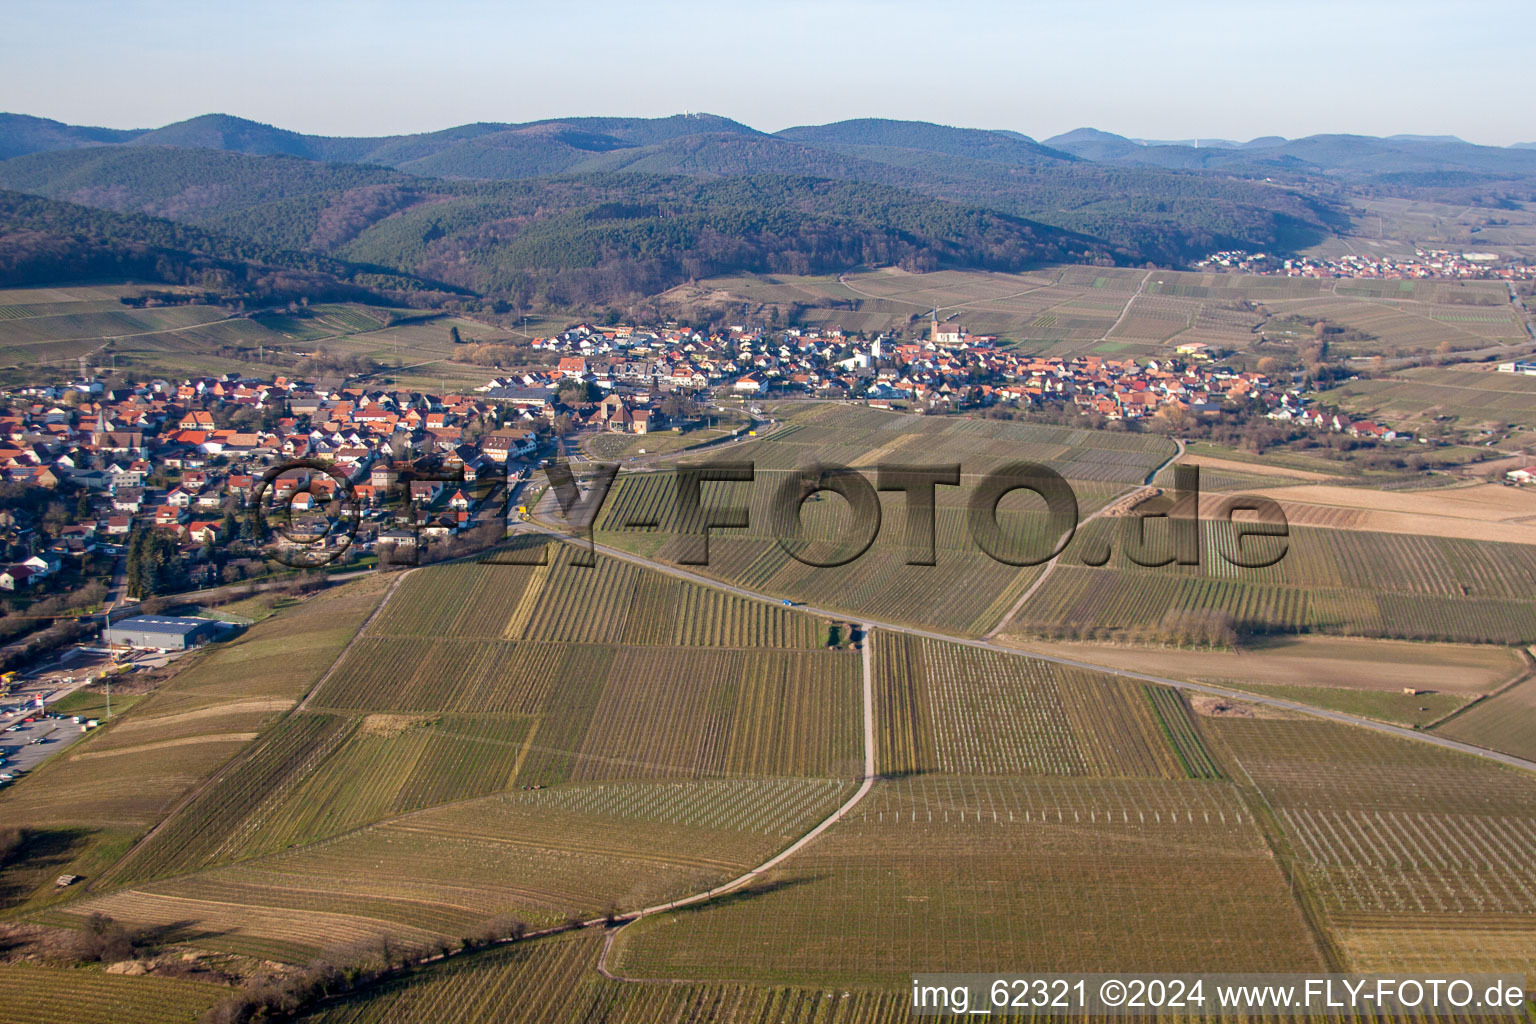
[985,436,1185,640]
[516,518,1536,776]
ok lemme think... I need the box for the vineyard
[1144,687,1220,779]
[873,634,1188,779]
[597,468,1083,634]
[1212,716,1536,973]
[315,639,858,781]
[610,775,1324,985]
[68,778,850,955]
[366,553,826,648]
[0,964,223,1024]
[1001,519,1536,645]
[99,712,355,885]
[0,579,388,917]
[298,929,932,1024]
[301,931,604,1024]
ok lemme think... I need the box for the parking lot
[0,713,87,782]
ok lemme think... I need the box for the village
[1195,247,1536,281]
[0,316,1416,635]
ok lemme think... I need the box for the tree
[551,413,574,437]
[557,380,597,406]
[449,325,463,345]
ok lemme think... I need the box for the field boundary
[1425,645,1536,731]
[516,520,1536,775]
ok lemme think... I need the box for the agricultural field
[0,282,519,386]
[30,550,861,961]
[662,266,1528,363]
[109,623,858,884]
[0,578,387,912]
[609,774,1325,986]
[1209,716,1536,973]
[1321,365,1536,442]
[593,404,1171,633]
[583,419,742,461]
[298,927,939,1024]
[300,931,607,1024]
[66,778,851,959]
[999,517,1536,645]
[1011,636,1524,728]
[0,963,223,1024]
[872,633,1188,779]
[1437,676,1536,762]
[1210,481,1536,545]
[314,638,860,781]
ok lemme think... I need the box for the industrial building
[104,615,226,651]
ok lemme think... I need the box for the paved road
[516,517,1536,776]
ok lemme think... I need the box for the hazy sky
[7,0,1533,145]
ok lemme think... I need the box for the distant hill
[1044,127,1536,184]
[0,145,406,225]
[0,113,1348,264]
[0,113,141,161]
[313,174,1119,305]
[777,118,1072,166]
[0,189,449,302]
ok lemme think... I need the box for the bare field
[1190,488,1536,544]
[1176,455,1345,483]
[1010,636,1522,695]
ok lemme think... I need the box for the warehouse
[104,615,226,651]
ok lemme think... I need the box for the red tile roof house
[409,480,444,504]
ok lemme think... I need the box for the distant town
[1195,248,1536,281]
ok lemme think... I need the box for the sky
[6,0,1533,145]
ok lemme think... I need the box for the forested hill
[0,171,1111,308]
[0,112,1351,271]
[0,190,455,304]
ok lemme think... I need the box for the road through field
[517,518,1536,776]
[591,625,876,980]
[984,436,1184,640]
[603,621,876,931]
